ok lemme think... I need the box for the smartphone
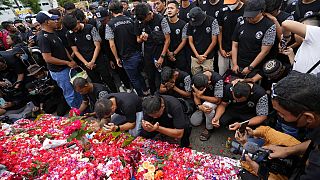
[238,120,249,134]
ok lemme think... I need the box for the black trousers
[220,108,256,127]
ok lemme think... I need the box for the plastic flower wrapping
[0,113,240,179]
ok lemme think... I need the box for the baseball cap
[224,0,237,4]
[189,7,206,26]
[36,11,59,24]
[263,59,284,80]
[27,64,43,76]
[243,0,265,18]
[95,8,109,21]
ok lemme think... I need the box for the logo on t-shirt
[154,26,160,31]
[215,11,219,17]
[255,31,263,39]
[86,34,92,40]
[240,30,244,35]
[304,11,314,18]
[224,16,228,21]
[206,27,211,33]
[187,13,190,19]
[175,29,181,35]
[247,101,255,107]
[74,37,77,42]
[237,16,243,23]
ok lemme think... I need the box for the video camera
[29,78,53,96]
[231,141,299,179]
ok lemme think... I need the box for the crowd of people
[0,0,320,179]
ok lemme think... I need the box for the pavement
[189,124,236,158]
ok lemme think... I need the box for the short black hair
[64,2,76,10]
[70,8,86,22]
[192,73,208,89]
[94,98,113,119]
[142,96,162,114]
[265,0,283,13]
[167,0,178,7]
[48,8,62,17]
[1,21,13,30]
[273,71,320,116]
[120,0,129,4]
[73,77,89,89]
[134,3,151,21]
[8,33,23,45]
[109,1,123,14]
[13,19,23,24]
[62,14,78,30]
[233,82,251,99]
[161,66,174,83]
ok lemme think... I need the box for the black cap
[95,8,109,21]
[36,11,59,24]
[243,0,265,18]
[263,59,284,80]
[189,7,206,26]
[27,64,43,76]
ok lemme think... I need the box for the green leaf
[121,135,135,148]
[69,131,78,139]
[157,164,166,169]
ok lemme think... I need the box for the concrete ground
[189,124,236,158]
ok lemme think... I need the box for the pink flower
[69,108,81,117]
[72,120,82,130]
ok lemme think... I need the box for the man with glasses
[37,11,81,108]
[141,95,191,147]
[94,92,143,137]
[245,72,320,179]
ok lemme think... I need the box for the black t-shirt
[232,17,276,68]
[201,71,224,98]
[222,83,269,116]
[67,24,102,61]
[105,15,140,59]
[0,50,26,83]
[217,6,245,52]
[160,69,191,98]
[37,30,69,72]
[101,92,142,122]
[285,0,320,20]
[82,83,109,112]
[179,2,197,22]
[55,27,72,53]
[198,0,225,18]
[167,19,187,54]
[187,15,220,59]
[144,95,187,129]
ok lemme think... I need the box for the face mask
[227,3,239,11]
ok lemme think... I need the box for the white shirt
[293,25,320,77]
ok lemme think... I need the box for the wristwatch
[160,54,166,58]
[248,65,254,71]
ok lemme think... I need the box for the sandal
[199,129,211,141]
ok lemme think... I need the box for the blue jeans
[122,52,147,96]
[50,68,82,108]
[111,111,143,137]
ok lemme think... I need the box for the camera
[231,141,299,179]
[29,78,53,96]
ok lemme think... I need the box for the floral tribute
[0,112,240,179]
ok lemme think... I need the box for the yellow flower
[148,165,156,173]
[142,161,150,169]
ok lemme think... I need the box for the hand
[241,67,251,75]
[168,52,176,62]
[244,155,259,175]
[140,32,148,41]
[0,81,7,87]
[103,123,116,133]
[246,127,254,136]
[84,112,96,117]
[212,117,220,128]
[197,55,207,64]
[262,145,289,159]
[219,49,228,58]
[155,57,163,69]
[232,64,240,73]
[86,61,96,70]
[229,122,241,131]
[142,120,159,132]
[110,61,116,69]
[192,85,206,98]
[199,105,212,113]
[165,82,175,90]
[235,130,247,145]
[67,61,77,69]
[116,58,122,68]
[14,83,20,89]
[280,47,294,56]
[226,51,232,57]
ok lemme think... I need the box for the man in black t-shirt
[63,15,117,93]
[217,0,244,75]
[73,77,109,113]
[187,7,220,75]
[94,92,143,137]
[141,95,191,147]
[190,70,223,141]
[154,0,166,16]
[36,11,81,108]
[198,0,225,18]
[106,1,147,97]
[179,0,197,22]
[231,0,276,78]
[285,0,320,21]
[166,1,188,71]
[212,81,269,131]
[134,3,171,94]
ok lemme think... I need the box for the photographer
[247,72,320,179]
[25,64,70,116]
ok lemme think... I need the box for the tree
[57,0,79,7]
[0,0,12,6]
[19,0,41,13]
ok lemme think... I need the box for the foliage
[57,0,78,7]
[19,0,41,13]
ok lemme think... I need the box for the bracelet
[160,54,166,58]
